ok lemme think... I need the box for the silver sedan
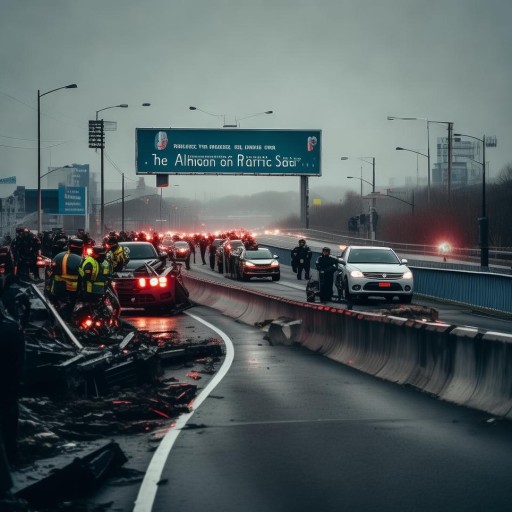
[335,245,414,303]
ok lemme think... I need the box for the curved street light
[38,83,77,233]
[189,106,273,128]
[396,147,428,188]
[342,157,376,240]
[94,103,151,236]
[388,116,454,201]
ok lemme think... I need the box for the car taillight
[138,276,168,288]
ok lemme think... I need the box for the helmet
[108,235,118,245]
[92,246,106,257]
[68,238,84,255]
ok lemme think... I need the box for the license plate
[379,282,391,288]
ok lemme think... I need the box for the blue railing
[262,242,512,316]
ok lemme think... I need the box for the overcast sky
[1,0,511,202]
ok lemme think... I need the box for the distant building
[432,136,482,188]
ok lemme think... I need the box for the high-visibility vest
[51,251,82,296]
[79,257,111,295]
[108,245,126,271]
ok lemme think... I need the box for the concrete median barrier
[183,274,512,418]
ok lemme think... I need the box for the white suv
[335,245,413,303]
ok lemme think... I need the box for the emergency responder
[198,235,208,265]
[291,239,313,280]
[79,246,112,302]
[14,228,41,281]
[106,235,127,272]
[0,276,26,493]
[51,229,68,258]
[48,238,83,320]
[315,247,338,303]
[151,231,160,250]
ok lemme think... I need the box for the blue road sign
[136,128,321,176]
[58,186,86,215]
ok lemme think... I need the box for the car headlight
[349,270,364,278]
[244,261,256,267]
[403,271,413,279]
[270,260,279,267]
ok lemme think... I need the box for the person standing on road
[48,238,84,320]
[106,236,127,272]
[315,247,337,302]
[291,239,312,280]
[198,236,208,265]
[79,246,112,302]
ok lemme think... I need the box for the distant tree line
[276,163,512,249]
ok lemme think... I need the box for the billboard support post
[300,176,309,229]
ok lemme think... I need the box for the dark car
[169,240,191,269]
[112,242,182,313]
[230,247,280,281]
[215,239,245,274]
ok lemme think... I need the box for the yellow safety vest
[51,251,81,295]
[79,257,111,295]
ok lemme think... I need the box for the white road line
[132,311,235,512]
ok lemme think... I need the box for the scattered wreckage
[2,279,223,510]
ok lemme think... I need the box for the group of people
[291,239,338,302]
[47,234,127,320]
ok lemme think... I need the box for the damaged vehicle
[113,241,190,314]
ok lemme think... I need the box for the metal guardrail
[261,238,512,317]
[280,228,512,273]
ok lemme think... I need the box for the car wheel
[343,278,354,302]
[399,294,413,304]
[271,273,280,282]
[242,272,250,281]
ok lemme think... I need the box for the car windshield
[246,249,273,259]
[347,248,400,264]
[122,243,158,259]
[174,242,189,249]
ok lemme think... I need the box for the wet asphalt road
[146,306,512,512]
[83,258,512,511]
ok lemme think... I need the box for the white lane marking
[132,311,235,512]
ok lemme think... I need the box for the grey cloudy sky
[1,0,511,202]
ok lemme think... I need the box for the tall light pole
[388,116,455,201]
[95,104,128,236]
[395,146,428,188]
[342,157,376,240]
[189,106,273,128]
[453,132,494,268]
[37,83,77,233]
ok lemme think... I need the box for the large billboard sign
[136,128,321,176]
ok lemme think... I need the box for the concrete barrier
[183,274,512,419]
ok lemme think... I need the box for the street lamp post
[94,104,128,237]
[388,116,455,201]
[395,146,428,189]
[342,157,376,240]
[454,132,490,268]
[37,83,77,233]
